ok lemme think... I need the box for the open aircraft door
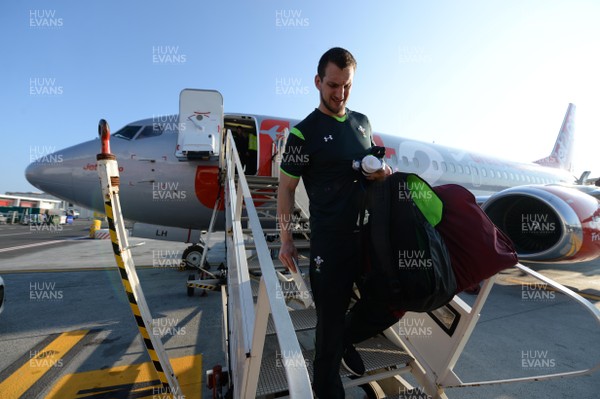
[176,89,224,160]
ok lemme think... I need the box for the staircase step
[249,197,278,202]
[243,228,311,234]
[250,187,278,193]
[256,336,414,397]
[245,175,279,184]
[245,240,310,250]
[266,308,316,335]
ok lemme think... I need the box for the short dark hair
[317,47,357,79]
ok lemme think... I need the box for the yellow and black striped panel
[187,282,220,291]
[104,199,172,392]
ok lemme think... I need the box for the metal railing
[446,262,600,387]
[222,130,313,398]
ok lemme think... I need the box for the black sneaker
[341,345,365,376]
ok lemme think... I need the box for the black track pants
[309,229,399,398]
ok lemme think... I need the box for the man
[277,47,392,398]
[233,126,248,170]
[247,129,258,175]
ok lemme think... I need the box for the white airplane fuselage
[25,105,600,263]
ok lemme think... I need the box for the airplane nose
[25,161,40,187]
[25,153,74,201]
[24,139,105,210]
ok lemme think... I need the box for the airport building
[0,192,88,223]
[0,193,64,209]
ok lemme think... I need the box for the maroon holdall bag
[432,184,518,292]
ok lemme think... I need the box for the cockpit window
[113,125,142,140]
[136,125,163,139]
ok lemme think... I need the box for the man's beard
[320,92,345,116]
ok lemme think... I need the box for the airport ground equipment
[182,89,227,296]
[96,119,182,398]
[185,181,225,296]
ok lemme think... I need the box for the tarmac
[0,220,599,398]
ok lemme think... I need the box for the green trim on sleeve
[289,127,305,140]
[279,167,300,179]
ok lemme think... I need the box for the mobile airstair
[214,129,420,399]
[188,89,600,399]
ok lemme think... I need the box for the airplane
[24,96,600,267]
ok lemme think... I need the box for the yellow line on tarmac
[45,354,203,399]
[504,277,600,301]
[0,330,88,399]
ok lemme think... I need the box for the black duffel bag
[363,172,456,312]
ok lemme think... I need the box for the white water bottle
[361,154,383,175]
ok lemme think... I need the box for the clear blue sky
[2,0,600,193]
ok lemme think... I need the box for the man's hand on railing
[279,240,299,273]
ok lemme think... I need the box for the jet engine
[482,185,600,263]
